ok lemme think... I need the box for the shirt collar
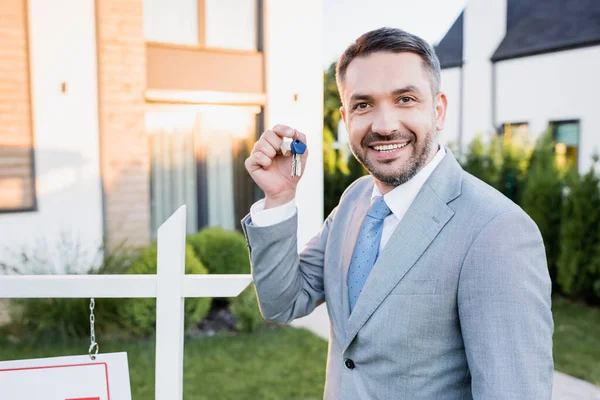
[372,145,446,220]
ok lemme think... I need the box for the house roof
[434,0,600,68]
[434,11,463,69]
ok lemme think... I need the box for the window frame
[145,104,263,236]
[549,119,580,170]
[498,121,529,135]
[0,148,39,214]
[497,121,530,145]
[144,0,263,53]
[0,0,38,214]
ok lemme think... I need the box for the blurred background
[0,0,599,398]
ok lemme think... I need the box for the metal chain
[89,297,99,360]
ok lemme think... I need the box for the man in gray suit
[242,27,553,399]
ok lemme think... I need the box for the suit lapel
[321,179,371,346]
[342,149,463,351]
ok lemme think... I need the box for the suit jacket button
[344,358,355,370]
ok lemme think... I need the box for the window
[551,120,579,170]
[500,122,529,146]
[143,0,199,45]
[205,0,257,51]
[198,106,259,231]
[147,111,199,235]
[0,0,36,212]
[0,147,36,212]
[144,0,259,51]
[146,106,260,238]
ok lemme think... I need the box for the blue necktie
[347,196,392,313]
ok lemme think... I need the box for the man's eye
[399,97,414,104]
[354,102,369,110]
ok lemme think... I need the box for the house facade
[0,0,324,270]
[435,0,600,173]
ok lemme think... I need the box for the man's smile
[367,141,412,159]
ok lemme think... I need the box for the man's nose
[371,106,400,136]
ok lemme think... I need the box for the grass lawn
[0,296,598,398]
[0,323,328,399]
[552,296,600,386]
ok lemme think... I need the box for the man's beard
[350,127,435,187]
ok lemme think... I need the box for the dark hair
[336,27,441,99]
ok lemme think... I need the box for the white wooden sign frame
[0,205,253,400]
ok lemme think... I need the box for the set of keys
[280,137,307,177]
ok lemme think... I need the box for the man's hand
[245,124,308,209]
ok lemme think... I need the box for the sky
[322,0,467,69]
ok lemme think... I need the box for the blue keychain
[290,139,307,177]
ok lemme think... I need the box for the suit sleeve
[458,210,554,399]
[240,205,337,323]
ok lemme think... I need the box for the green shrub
[120,243,211,337]
[0,237,138,343]
[323,129,345,217]
[187,227,250,275]
[521,132,564,287]
[229,283,264,333]
[461,134,497,185]
[496,142,528,204]
[557,163,600,303]
[6,297,91,343]
[460,134,531,205]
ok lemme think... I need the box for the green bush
[120,243,211,337]
[461,134,531,204]
[5,297,91,343]
[187,227,250,275]
[521,132,564,287]
[495,142,529,204]
[0,238,138,343]
[456,133,600,304]
[229,283,264,333]
[557,163,600,303]
[461,134,498,186]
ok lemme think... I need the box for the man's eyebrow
[391,86,421,96]
[349,86,422,103]
[349,92,373,103]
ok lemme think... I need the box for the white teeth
[373,142,409,151]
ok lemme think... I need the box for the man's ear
[340,106,347,125]
[435,92,448,132]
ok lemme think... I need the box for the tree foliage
[557,159,600,303]
[521,131,564,286]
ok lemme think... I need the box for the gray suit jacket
[241,149,554,399]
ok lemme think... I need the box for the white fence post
[155,205,187,400]
[0,205,253,398]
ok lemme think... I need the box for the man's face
[340,52,447,190]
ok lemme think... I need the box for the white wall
[439,67,462,150]
[0,0,104,272]
[462,0,506,151]
[264,0,324,249]
[496,46,600,172]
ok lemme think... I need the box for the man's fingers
[252,139,277,159]
[294,130,308,145]
[255,125,307,158]
[258,130,284,153]
[245,151,272,171]
[272,124,296,138]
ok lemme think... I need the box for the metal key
[290,138,307,177]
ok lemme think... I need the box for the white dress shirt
[250,145,446,252]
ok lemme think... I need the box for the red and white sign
[0,352,131,400]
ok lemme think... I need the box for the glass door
[147,105,260,238]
